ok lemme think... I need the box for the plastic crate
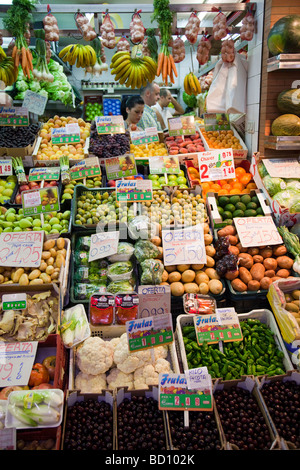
[103,96,121,116]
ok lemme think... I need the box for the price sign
[69,157,101,180]
[116,179,153,202]
[194,307,243,345]
[158,371,213,411]
[162,224,207,267]
[149,156,180,175]
[0,341,38,387]
[204,113,230,131]
[130,127,159,145]
[28,167,60,181]
[0,159,12,176]
[126,312,173,352]
[2,293,27,310]
[95,115,125,134]
[138,285,171,317]
[23,90,47,116]
[105,154,137,180]
[0,106,29,126]
[198,149,235,182]
[263,158,300,179]
[21,186,60,216]
[0,231,43,268]
[89,231,119,262]
[51,125,81,145]
[234,216,283,248]
[168,115,196,136]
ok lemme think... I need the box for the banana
[184,74,191,95]
[126,66,136,88]
[59,44,73,60]
[194,75,201,94]
[110,52,130,68]
[188,73,197,94]
[84,45,97,66]
[111,51,130,63]
[119,64,133,85]
[114,62,131,82]
[112,59,131,76]
[111,54,130,70]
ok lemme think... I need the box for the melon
[267,15,300,56]
[277,89,300,117]
[271,114,300,136]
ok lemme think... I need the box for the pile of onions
[213,12,228,41]
[185,12,200,44]
[196,36,211,65]
[171,36,185,63]
[221,38,235,64]
[129,10,145,44]
[117,36,130,52]
[100,13,116,49]
[43,13,59,42]
[75,12,97,42]
[240,12,255,41]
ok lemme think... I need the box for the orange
[235,167,246,178]
[232,182,244,192]
[240,173,253,186]
[201,182,212,192]
[247,182,257,190]
[241,188,250,194]
[229,188,241,195]
[218,189,229,195]
[210,183,222,192]
[222,184,232,192]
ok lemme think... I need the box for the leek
[9,390,63,409]
[61,305,88,347]
[8,404,38,427]
[277,226,300,274]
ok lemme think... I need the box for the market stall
[0,0,299,454]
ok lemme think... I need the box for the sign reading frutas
[21,186,60,216]
[95,115,125,134]
[198,149,235,182]
[116,179,153,202]
[234,215,283,248]
[130,127,159,145]
[126,312,174,352]
[69,157,101,180]
[51,124,81,145]
[194,307,243,345]
[0,106,29,126]
[89,231,119,262]
[28,167,60,182]
[168,115,196,136]
[0,231,43,268]
[162,224,207,267]
[105,154,137,180]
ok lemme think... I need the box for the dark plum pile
[0,123,39,148]
[89,122,130,158]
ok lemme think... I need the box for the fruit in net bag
[213,11,228,41]
[75,12,97,42]
[196,36,211,65]
[130,10,145,44]
[117,36,131,52]
[171,36,185,63]
[221,38,235,63]
[240,12,255,41]
[43,10,60,42]
[100,12,116,49]
[185,11,200,44]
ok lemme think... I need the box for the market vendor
[121,95,145,131]
[152,88,184,131]
[138,81,162,132]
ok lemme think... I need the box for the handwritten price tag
[0,341,38,387]
[138,285,171,317]
[89,231,119,262]
[0,231,44,268]
[162,224,207,267]
[198,149,235,182]
[0,159,12,176]
[263,158,300,179]
[234,216,283,248]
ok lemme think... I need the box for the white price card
[162,224,207,267]
[0,231,44,267]
[263,158,300,179]
[0,341,38,387]
[0,159,12,176]
[138,285,171,317]
[185,367,212,393]
[234,216,283,248]
[23,90,47,115]
[198,149,235,182]
[89,231,119,262]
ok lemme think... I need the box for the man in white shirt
[152,88,184,131]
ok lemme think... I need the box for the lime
[229,195,240,205]
[241,194,251,205]
[218,196,230,207]
[224,204,236,213]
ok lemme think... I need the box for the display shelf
[267,54,300,72]
[264,135,300,151]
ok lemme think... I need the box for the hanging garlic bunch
[185,12,200,45]
[196,36,211,66]
[171,36,185,63]
[213,11,228,41]
[129,10,145,44]
[100,13,116,49]
[117,36,131,52]
[221,38,235,64]
[141,36,151,56]
[240,12,255,41]
[43,12,60,42]
[75,12,97,42]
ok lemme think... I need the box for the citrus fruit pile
[201,129,244,150]
[130,142,168,158]
[201,166,256,199]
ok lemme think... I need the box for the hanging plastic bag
[117,36,131,52]
[240,11,255,41]
[213,11,227,41]
[130,10,145,44]
[43,6,60,42]
[172,36,185,63]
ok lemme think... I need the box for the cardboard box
[32,136,90,166]
[4,139,38,158]
[250,152,300,227]
[200,126,248,160]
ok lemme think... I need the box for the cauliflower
[109,337,121,349]
[153,345,168,360]
[75,371,107,393]
[113,339,155,374]
[133,364,159,389]
[76,336,114,375]
[154,358,172,374]
[106,368,133,390]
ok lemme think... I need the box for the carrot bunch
[157,46,178,85]
[12,41,33,79]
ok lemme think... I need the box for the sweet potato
[231,278,247,292]
[238,253,254,269]
[250,263,265,281]
[271,276,282,283]
[253,255,264,264]
[263,257,277,271]
[248,280,260,291]
[229,245,240,256]
[239,267,252,285]
[276,269,291,278]
[228,235,238,246]
[272,245,287,257]
[247,247,259,256]
[276,256,293,270]
[217,226,236,237]
[260,277,273,290]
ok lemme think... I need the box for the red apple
[29,182,40,189]
[49,181,57,186]
[19,184,30,192]
[15,194,22,204]
[108,180,116,187]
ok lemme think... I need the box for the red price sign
[198,149,235,182]
[234,216,283,248]
[0,231,44,268]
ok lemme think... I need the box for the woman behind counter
[121,95,145,131]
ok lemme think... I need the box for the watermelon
[271,114,300,136]
[267,15,300,56]
[277,89,300,117]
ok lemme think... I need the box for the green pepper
[247,362,252,375]
[185,343,193,352]
[221,363,228,376]
[211,363,220,376]
[211,349,220,362]
[191,341,201,351]
[225,372,232,380]
[254,344,265,355]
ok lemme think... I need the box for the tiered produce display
[0,1,299,454]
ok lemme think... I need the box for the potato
[19,273,29,286]
[11,268,24,283]
[236,243,248,253]
[0,275,4,284]
[238,253,254,269]
[205,268,220,280]
[265,270,276,278]
[272,245,287,257]
[229,245,240,256]
[177,264,191,272]
[292,300,300,307]
[170,281,185,296]
[228,235,238,246]
[253,255,264,264]
[42,251,51,260]
[46,265,55,276]
[292,290,300,300]
[43,239,56,251]
[260,247,273,258]
[225,270,239,281]
[205,245,216,257]
[49,248,57,258]
[47,257,55,266]
[165,265,176,273]
[40,273,51,284]
[160,282,169,286]
[247,247,259,256]
[56,238,65,250]
[276,269,290,278]
[28,269,41,281]
[150,236,161,246]
[195,272,210,285]
[276,256,293,270]
[239,267,252,285]
[285,302,299,313]
[263,258,277,271]
[199,282,210,295]
[204,233,213,245]
[231,278,247,292]
[271,276,282,283]
[250,263,265,281]
[247,280,260,291]
[217,226,236,237]
[55,254,65,268]
[168,271,181,283]
[205,256,215,268]
[162,270,169,282]
[260,277,272,290]
[191,264,204,271]
[184,283,200,294]
[208,279,223,295]
[181,270,196,283]
[29,278,44,285]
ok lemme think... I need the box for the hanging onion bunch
[100,13,116,49]
[240,12,255,41]
[213,11,228,41]
[32,29,54,82]
[221,38,235,64]
[185,12,200,44]
[75,12,97,42]
[171,36,185,63]
[130,10,145,44]
[43,11,60,42]
[196,36,211,65]
[85,37,108,76]
[117,36,131,52]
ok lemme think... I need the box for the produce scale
[0,0,299,454]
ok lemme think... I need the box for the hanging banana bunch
[0,47,18,87]
[58,43,97,68]
[110,44,157,89]
[183,72,201,96]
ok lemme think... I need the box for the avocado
[218,196,230,207]
[229,195,240,205]
[235,202,247,212]
[244,209,257,217]
[224,204,236,213]
[247,202,258,210]
[241,194,251,205]
[233,209,245,218]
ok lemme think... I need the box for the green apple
[2,188,13,197]
[177,176,187,185]
[148,174,160,181]
[42,224,51,232]
[0,180,6,188]
[152,181,161,189]
[168,174,178,182]
[158,176,167,185]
